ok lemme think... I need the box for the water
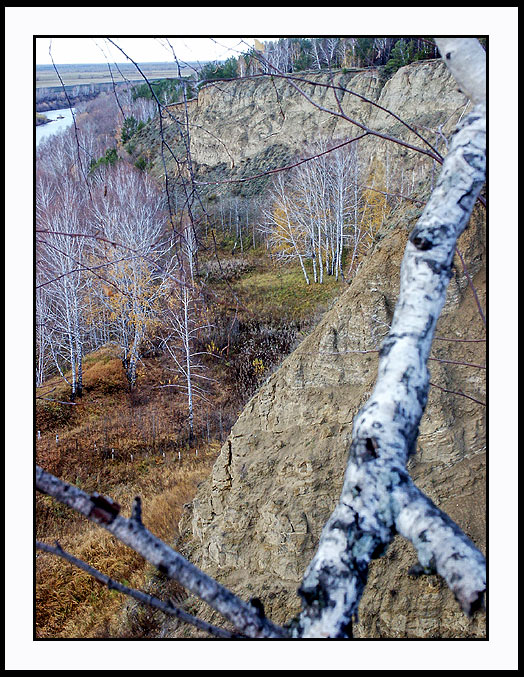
[36,107,76,147]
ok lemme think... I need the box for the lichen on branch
[295,39,486,639]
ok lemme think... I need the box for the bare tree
[160,281,214,441]
[263,140,363,283]
[261,172,312,284]
[36,178,89,399]
[36,39,486,639]
[89,163,171,387]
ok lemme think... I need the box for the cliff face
[138,59,471,198]
[156,60,486,638]
[177,213,485,638]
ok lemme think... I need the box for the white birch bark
[262,174,311,284]
[295,38,486,638]
[36,180,88,399]
[161,283,214,439]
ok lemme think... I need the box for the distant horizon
[35,60,207,67]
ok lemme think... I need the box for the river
[36,107,76,147]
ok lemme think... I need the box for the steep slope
[146,59,486,638]
[132,59,471,198]
[176,205,485,638]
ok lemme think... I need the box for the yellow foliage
[206,340,220,355]
[360,159,392,248]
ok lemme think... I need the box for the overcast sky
[35,36,261,66]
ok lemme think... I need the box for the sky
[35,36,262,66]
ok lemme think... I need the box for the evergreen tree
[198,57,238,85]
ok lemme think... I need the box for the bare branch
[456,247,486,329]
[195,133,369,186]
[35,466,287,638]
[429,381,485,406]
[36,540,240,638]
[36,397,78,406]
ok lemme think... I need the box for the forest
[34,36,489,649]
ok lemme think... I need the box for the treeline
[197,38,446,84]
[36,83,115,112]
[131,77,197,105]
[119,38,447,107]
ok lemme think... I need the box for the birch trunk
[183,288,195,440]
[295,38,486,638]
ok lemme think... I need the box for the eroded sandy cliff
[152,60,486,638]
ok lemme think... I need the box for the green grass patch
[235,262,343,321]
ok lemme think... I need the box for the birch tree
[263,140,361,283]
[36,38,486,639]
[261,173,311,284]
[160,282,214,441]
[36,178,89,399]
[89,163,170,387]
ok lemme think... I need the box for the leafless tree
[263,139,364,283]
[36,177,90,399]
[88,163,171,387]
[159,281,214,441]
[261,172,312,284]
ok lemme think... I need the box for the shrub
[89,147,118,173]
[82,358,127,395]
[134,156,148,171]
[198,57,238,86]
[198,257,254,283]
[121,116,145,144]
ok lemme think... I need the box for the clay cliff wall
[149,60,486,638]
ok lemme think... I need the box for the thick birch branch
[295,39,486,638]
[434,39,486,105]
[35,466,287,638]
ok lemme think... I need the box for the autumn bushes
[198,255,255,283]
[227,318,299,403]
[200,259,342,406]
[82,351,128,395]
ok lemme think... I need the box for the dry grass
[36,442,219,638]
[36,347,223,638]
[235,262,343,321]
[35,253,341,638]
[35,62,195,89]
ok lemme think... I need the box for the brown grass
[36,443,219,638]
[36,346,224,638]
[35,252,342,638]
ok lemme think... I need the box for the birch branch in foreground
[295,38,486,638]
[35,467,287,638]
